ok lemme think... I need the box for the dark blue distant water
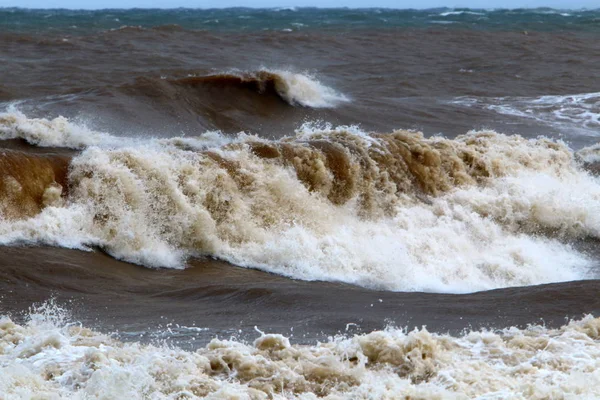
[0,7,599,33]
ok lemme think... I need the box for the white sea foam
[577,143,600,164]
[439,10,485,16]
[205,68,348,108]
[0,115,599,293]
[0,108,247,150]
[450,92,600,136]
[0,108,124,149]
[1,303,600,399]
[266,69,349,108]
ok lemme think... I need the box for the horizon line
[1,5,599,11]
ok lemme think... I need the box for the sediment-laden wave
[3,8,600,399]
[114,70,348,132]
[2,303,600,399]
[0,113,599,292]
[169,71,348,108]
[125,69,347,109]
[0,150,69,220]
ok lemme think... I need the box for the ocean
[1,6,600,399]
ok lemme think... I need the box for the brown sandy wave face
[171,71,345,108]
[0,150,69,220]
[242,130,557,217]
[0,114,599,292]
[117,70,348,133]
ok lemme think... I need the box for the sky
[0,0,597,9]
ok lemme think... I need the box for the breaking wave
[170,70,349,108]
[122,69,348,119]
[578,142,600,164]
[0,109,123,149]
[0,114,599,293]
[2,302,600,399]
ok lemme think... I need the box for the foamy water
[451,92,600,136]
[266,70,349,108]
[1,302,600,399]
[0,113,599,293]
[2,11,600,399]
[577,143,600,164]
[0,108,123,149]
[175,69,348,109]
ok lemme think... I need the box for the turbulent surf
[2,303,600,399]
[1,7,600,399]
[0,112,599,293]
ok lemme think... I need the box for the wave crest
[0,109,121,149]
[170,70,348,108]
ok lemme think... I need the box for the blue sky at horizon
[0,0,598,9]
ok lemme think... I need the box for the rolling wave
[0,109,121,149]
[105,69,349,132]
[0,114,599,293]
[169,70,349,108]
[122,69,348,118]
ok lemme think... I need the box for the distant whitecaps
[438,10,485,17]
[450,92,600,136]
